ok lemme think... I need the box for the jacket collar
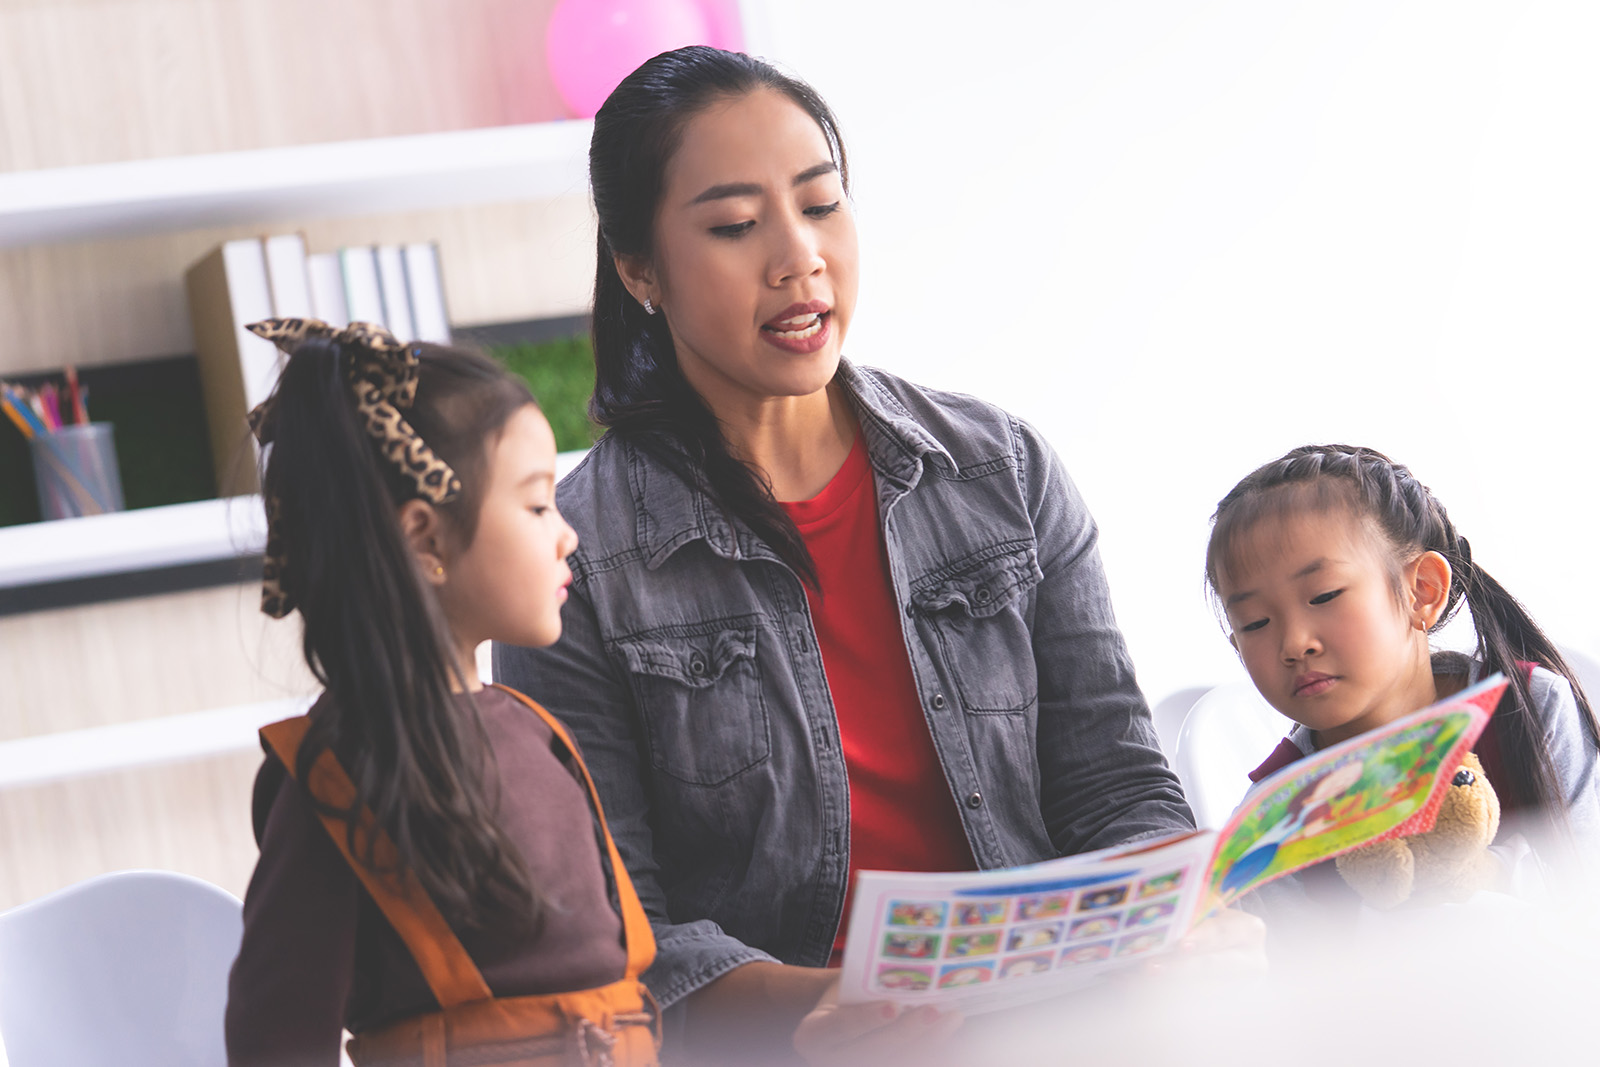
[631,359,956,570]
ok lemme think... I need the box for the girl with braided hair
[224,321,661,1066]
[1206,443,1600,885]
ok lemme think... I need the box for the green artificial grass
[488,333,602,454]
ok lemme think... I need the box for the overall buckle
[573,1019,618,1067]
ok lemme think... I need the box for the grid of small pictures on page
[849,859,1201,1008]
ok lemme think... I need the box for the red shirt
[780,433,976,962]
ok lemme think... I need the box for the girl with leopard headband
[224,320,660,1066]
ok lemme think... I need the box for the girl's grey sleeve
[1530,667,1600,836]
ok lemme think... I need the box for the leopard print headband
[244,317,462,618]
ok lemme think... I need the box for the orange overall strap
[259,717,493,1009]
[489,684,658,981]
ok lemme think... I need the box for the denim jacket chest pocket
[611,624,771,786]
[911,544,1043,714]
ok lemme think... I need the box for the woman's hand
[792,979,962,1066]
[1152,907,1267,979]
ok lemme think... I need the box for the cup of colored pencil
[1,368,125,520]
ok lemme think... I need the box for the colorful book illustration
[839,674,1507,1011]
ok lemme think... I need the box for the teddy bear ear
[1452,768,1476,787]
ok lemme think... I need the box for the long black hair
[1205,444,1600,821]
[588,45,849,587]
[261,338,541,931]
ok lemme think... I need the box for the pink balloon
[698,0,746,51]
[546,0,715,119]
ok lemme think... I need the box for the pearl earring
[642,296,655,315]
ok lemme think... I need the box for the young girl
[223,319,660,1066]
[1205,443,1600,881]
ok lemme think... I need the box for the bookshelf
[0,115,598,601]
[0,0,768,917]
[0,450,589,596]
[0,120,594,248]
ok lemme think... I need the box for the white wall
[763,0,1600,705]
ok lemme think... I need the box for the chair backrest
[0,870,242,1067]
[1174,682,1292,829]
[1148,686,1210,762]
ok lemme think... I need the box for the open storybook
[838,674,1509,1012]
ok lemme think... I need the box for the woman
[495,46,1206,1059]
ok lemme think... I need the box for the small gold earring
[434,565,444,577]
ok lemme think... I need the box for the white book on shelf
[375,245,415,342]
[306,252,349,327]
[263,233,313,319]
[183,237,280,494]
[219,240,280,410]
[340,246,385,327]
[403,242,451,343]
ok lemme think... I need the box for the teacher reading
[497,45,1211,1060]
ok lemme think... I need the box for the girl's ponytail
[259,330,540,932]
[1456,553,1599,812]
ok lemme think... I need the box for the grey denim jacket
[493,361,1193,1011]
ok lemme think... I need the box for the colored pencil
[65,365,87,425]
[3,385,47,436]
[1,392,34,438]
[41,384,61,431]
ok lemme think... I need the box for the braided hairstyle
[1205,444,1599,818]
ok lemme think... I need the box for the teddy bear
[1334,751,1501,910]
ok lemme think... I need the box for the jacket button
[974,587,992,606]
[966,791,983,809]
[931,692,947,710]
[689,655,707,676]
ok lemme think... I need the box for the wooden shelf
[0,696,313,791]
[0,497,266,590]
[0,120,593,249]
[0,449,589,590]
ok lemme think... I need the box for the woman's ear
[613,252,658,311]
[1406,550,1454,631]
[397,499,448,586]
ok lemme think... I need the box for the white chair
[0,870,242,1067]
[1173,681,1292,830]
[1148,686,1210,762]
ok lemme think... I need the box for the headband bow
[244,318,462,618]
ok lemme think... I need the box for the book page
[1200,673,1506,913]
[837,830,1216,1011]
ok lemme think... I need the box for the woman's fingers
[1153,907,1268,978]
[793,999,902,1055]
[792,984,963,1065]
[1181,907,1266,956]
